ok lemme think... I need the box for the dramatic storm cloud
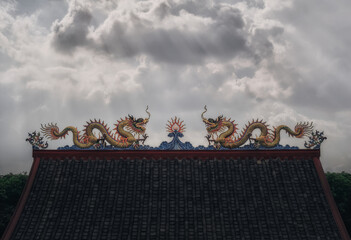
[1,0,350,173]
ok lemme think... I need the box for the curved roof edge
[2,156,40,240]
[313,157,350,240]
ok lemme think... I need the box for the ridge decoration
[166,117,186,133]
[26,131,48,149]
[158,117,193,150]
[304,130,327,149]
[27,107,325,150]
[40,107,150,149]
[201,106,314,149]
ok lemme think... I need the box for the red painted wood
[33,149,320,160]
[1,157,41,240]
[313,157,350,240]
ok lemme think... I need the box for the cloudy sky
[1,0,350,174]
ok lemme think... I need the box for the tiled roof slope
[3,150,348,240]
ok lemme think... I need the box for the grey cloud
[140,28,247,64]
[257,0,351,112]
[49,1,279,65]
[98,20,138,58]
[213,0,264,8]
[0,52,17,71]
[51,7,92,53]
[0,83,47,174]
[235,67,255,79]
[94,19,249,64]
[133,3,251,64]
[2,0,351,175]
[153,2,171,20]
[13,0,64,16]
[250,27,283,63]
[134,63,254,114]
[7,0,68,29]
[246,0,265,9]
[216,7,245,29]
[288,77,351,112]
[0,83,16,118]
[167,0,217,18]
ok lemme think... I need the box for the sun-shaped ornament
[166,117,186,133]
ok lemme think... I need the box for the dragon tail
[40,123,66,140]
[291,122,314,138]
[41,123,94,148]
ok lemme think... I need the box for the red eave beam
[32,149,320,160]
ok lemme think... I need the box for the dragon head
[201,105,224,133]
[127,106,150,134]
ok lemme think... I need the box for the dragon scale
[202,106,313,148]
[41,108,150,148]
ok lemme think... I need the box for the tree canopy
[326,172,351,234]
[0,173,28,236]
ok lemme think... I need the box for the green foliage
[0,173,28,237]
[326,172,351,234]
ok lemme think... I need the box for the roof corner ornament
[26,131,48,149]
[202,106,314,149]
[304,130,327,149]
[39,106,150,149]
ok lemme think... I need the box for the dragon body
[202,106,313,148]
[41,107,150,148]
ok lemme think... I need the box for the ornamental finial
[166,117,186,133]
[26,131,48,149]
[304,130,327,149]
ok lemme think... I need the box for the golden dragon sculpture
[41,107,150,148]
[201,106,313,148]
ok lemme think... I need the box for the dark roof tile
[5,154,345,239]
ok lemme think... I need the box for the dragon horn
[145,105,151,119]
[201,105,208,120]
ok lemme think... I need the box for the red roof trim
[1,157,41,240]
[33,149,320,160]
[313,157,350,240]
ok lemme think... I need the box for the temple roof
[2,149,349,240]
